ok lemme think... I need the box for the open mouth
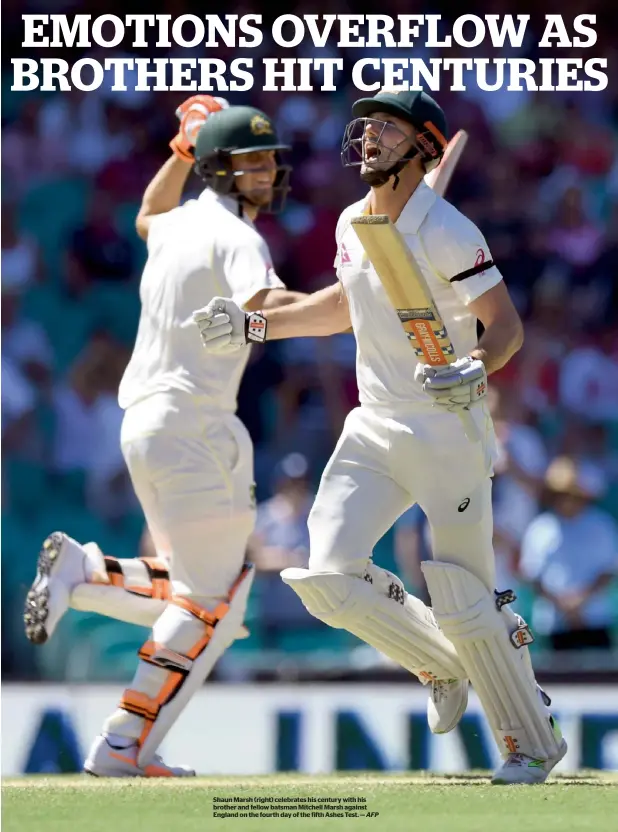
[364,144,380,161]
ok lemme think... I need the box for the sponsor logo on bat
[397,308,436,322]
[412,320,446,364]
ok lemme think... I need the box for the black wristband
[246,311,267,343]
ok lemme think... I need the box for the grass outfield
[2,772,618,832]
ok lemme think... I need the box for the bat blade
[425,129,468,197]
[351,214,479,442]
[351,215,455,368]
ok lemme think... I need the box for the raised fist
[169,95,229,163]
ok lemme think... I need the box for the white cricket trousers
[308,403,499,593]
[120,397,256,604]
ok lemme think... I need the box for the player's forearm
[136,156,193,240]
[250,289,308,311]
[263,283,351,340]
[470,317,524,375]
[263,290,307,308]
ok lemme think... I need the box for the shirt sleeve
[424,206,503,306]
[144,209,176,256]
[333,209,352,280]
[222,232,286,310]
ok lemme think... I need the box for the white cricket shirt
[118,189,285,420]
[334,180,503,407]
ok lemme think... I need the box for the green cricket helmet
[194,106,292,213]
[341,89,448,187]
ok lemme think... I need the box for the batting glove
[414,356,487,412]
[170,95,229,163]
[193,297,267,354]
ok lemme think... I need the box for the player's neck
[242,203,260,222]
[369,168,424,223]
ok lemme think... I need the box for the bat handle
[458,408,481,444]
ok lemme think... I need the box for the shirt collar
[362,179,437,234]
[198,187,251,223]
[395,180,437,234]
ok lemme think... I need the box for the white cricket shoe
[492,733,568,785]
[24,532,88,644]
[84,735,195,778]
[427,678,469,733]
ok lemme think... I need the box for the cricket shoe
[427,678,469,734]
[84,735,195,777]
[24,532,89,645]
[492,720,567,785]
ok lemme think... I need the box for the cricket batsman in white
[23,96,305,776]
[194,89,567,785]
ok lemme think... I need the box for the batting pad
[71,582,167,627]
[71,549,251,638]
[281,566,466,683]
[421,561,561,760]
[105,564,254,767]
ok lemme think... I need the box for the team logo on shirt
[250,115,274,135]
[340,243,352,264]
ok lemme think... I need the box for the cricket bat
[350,131,479,442]
[424,129,468,196]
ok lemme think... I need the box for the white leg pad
[71,583,167,627]
[70,545,169,627]
[281,565,466,683]
[104,564,254,767]
[422,560,561,760]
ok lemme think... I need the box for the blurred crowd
[2,0,618,681]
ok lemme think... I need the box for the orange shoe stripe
[143,764,175,777]
[109,750,139,769]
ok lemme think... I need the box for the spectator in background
[1,99,67,197]
[248,453,318,645]
[490,385,549,593]
[519,456,618,652]
[558,327,618,424]
[557,417,618,487]
[1,358,38,459]
[546,185,606,281]
[2,277,53,392]
[68,190,135,285]
[51,335,134,521]
[393,504,432,606]
[1,203,44,294]
[513,273,572,414]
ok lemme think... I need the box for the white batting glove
[193,297,267,354]
[414,356,487,412]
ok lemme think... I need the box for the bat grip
[458,409,481,443]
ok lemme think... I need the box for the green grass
[3,772,618,832]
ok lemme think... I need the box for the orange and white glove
[169,95,230,163]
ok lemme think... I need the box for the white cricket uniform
[118,188,285,603]
[308,180,503,593]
